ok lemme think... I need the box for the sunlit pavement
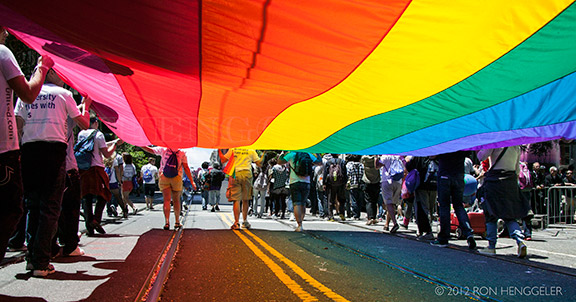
[1,191,575,301]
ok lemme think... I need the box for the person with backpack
[141,147,195,230]
[270,158,290,219]
[14,67,91,276]
[141,157,159,210]
[376,155,405,233]
[405,156,437,241]
[361,155,381,225]
[208,162,226,212]
[198,162,211,210]
[121,153,138,215]
[278,151,319,232]
[323,154,348,221]
[78,117,123,237]
[346,155,365,220]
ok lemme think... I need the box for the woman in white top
[121,153,138,215]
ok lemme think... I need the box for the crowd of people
[199,148,576,261]
[2,25,574,279]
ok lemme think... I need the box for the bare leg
[172,190,182,224]
[233,201,240,224]
[162,188,172,225]
[242,200,250,222]
[122,191,135,211]
[294,204,305,227]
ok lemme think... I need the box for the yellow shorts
[159,174,183,192]
[226,170,253,202]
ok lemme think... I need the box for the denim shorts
[290,182,310,206]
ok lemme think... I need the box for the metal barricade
[546,186,576,226]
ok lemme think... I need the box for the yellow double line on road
[219,213,349,302]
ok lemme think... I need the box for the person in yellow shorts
[220,148,262,229]
[142,146,194,230]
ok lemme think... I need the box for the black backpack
[163,150,179,178]
[292,152,313,177]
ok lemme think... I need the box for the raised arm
[7,55,54,104]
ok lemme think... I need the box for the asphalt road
[1,191,575,302]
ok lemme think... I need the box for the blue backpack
[74,130,98,170]
[143,166,154,182]
[404,169,421,193]
[163,150,179,178]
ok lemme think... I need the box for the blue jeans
[348,187,364,219]
[201,190,209,209]
[437,175,473,243]
[485,216,524,249]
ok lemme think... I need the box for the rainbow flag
[221,149,236,178]
[7,1,576,155]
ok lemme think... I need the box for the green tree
[116,144,161,170]
[6,35,39,78]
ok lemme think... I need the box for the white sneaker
[289,214,296,221]
[242,221,251,229]
[479,247,496,255]
[66,246,85,257]
[517,241,527,258]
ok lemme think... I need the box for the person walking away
[141,157,159,210]
[323,154,348,221]
[346,155,364,220]
[376,155,405,233]
[220,148,262,229]
[50,96,93,259]
[208,162,226,212]
[198,161,210,210]
[112,152,129,217]
[405,156,437,240]
[278,151,319,231]
[361,155,381,225]
[141,146,194,230]
[477,146,530,257]
[78,117,123,236]
[121,152,138,215]
[15,67,90,276]
[0,26,53,262]
[252,162,269,218]
[430,151,476,249]
[313,160,328,219]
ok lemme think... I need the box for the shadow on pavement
[75,229,171,302]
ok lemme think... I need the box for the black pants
[21,142,67,269]
[0,150,24,261]
[326,184,346,218]
[363,183,380,220]
[271,192,287,218]
[53,169,81,255]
